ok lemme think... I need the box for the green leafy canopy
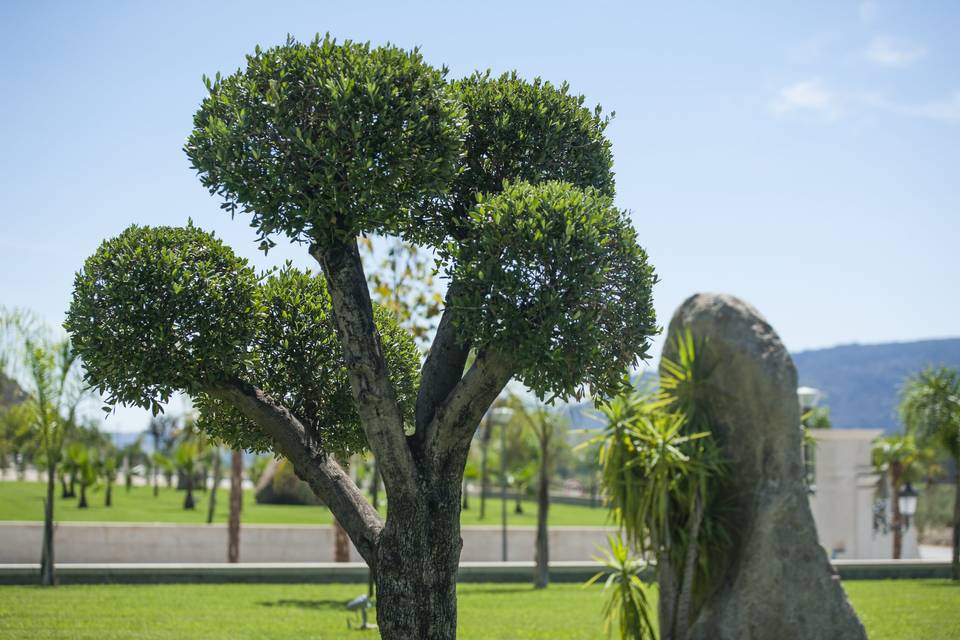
[195,267,420,455]
[185,34,467,250]
[446,181,658,401]
[65,224,259,415]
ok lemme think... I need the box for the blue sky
[1,1,957,431]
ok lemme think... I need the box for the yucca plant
[585,331,727,640]
[586,534,656,639]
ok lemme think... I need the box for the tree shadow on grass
[913,580,960,588]
[459,587,537,595]
[258,599,346,611]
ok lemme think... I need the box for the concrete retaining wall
[0,522,614,564]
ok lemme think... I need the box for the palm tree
[74,447,98,509]
[584,331,725,640]
[900,366,960,580]
[174,441,200,510]
[518,405,567,589]
[146,415,177,497]
[3,326,85,586]
[871,433,931,558]
[97,446,120,507]
[120,437,146,492]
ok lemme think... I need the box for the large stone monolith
[662,293,866,640]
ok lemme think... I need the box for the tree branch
[413,281,470,450]
[210,379,382,568]
[427,349,514,459]
[310,239,417,496]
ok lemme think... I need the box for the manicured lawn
[0,581,955,639]
[0,481,610,527]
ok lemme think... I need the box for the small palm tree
[586,534,656,639]
[871,433,932,558]
[175,441,199,510]
[74,447,98,509]
[900,366,960,580]
[97,446,120,507]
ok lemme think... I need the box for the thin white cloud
[865,36,928,68]
[867,91,960,124]
[772,80,838,118]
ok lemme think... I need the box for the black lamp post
[898,483,919,531]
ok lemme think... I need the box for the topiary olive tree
[66,35,658,639]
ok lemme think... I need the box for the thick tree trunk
[40,463,56,586]
[534,458,549,589]
[462,477,469,510]
[60,476,70,499]
[78,485,88,509]
[105,481,112,507]
[228,450,242,562]
[953,466,960,581]
[207,452,222,524]
[375,487,462,640]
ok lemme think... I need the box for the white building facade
[807,428,919,559]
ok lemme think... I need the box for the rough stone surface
[663,293,867,640]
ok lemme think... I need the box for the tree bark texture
[228,449,242,563]
[375,476,463,640]
[197,238,517,639]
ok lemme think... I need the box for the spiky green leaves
[66,224,258,414]
[446,181,657,400]
[414,72,614,245]
[185,35,467,250]
[196,267,421,455]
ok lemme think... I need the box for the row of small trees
[1,308,247,584]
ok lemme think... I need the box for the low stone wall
[0,522,614,564]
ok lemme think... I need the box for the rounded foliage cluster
[196,267,421,455]
[415,72,614,245]
[185,34,467,250]
[446,181,657,400]
[66,224,258,414]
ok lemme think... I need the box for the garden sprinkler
[346,594,376,631]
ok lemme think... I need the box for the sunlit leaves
[410,71,615,246]
[65,224,259,414]
[185,34,467,250]
[194,267,421,455]
[446,181,657,401]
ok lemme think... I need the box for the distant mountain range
[562,338,960,435]
[793,338,960,432]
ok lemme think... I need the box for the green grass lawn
[0,581,955,639]
[0,481,610,527]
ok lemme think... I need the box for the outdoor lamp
[898,483,918,528]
